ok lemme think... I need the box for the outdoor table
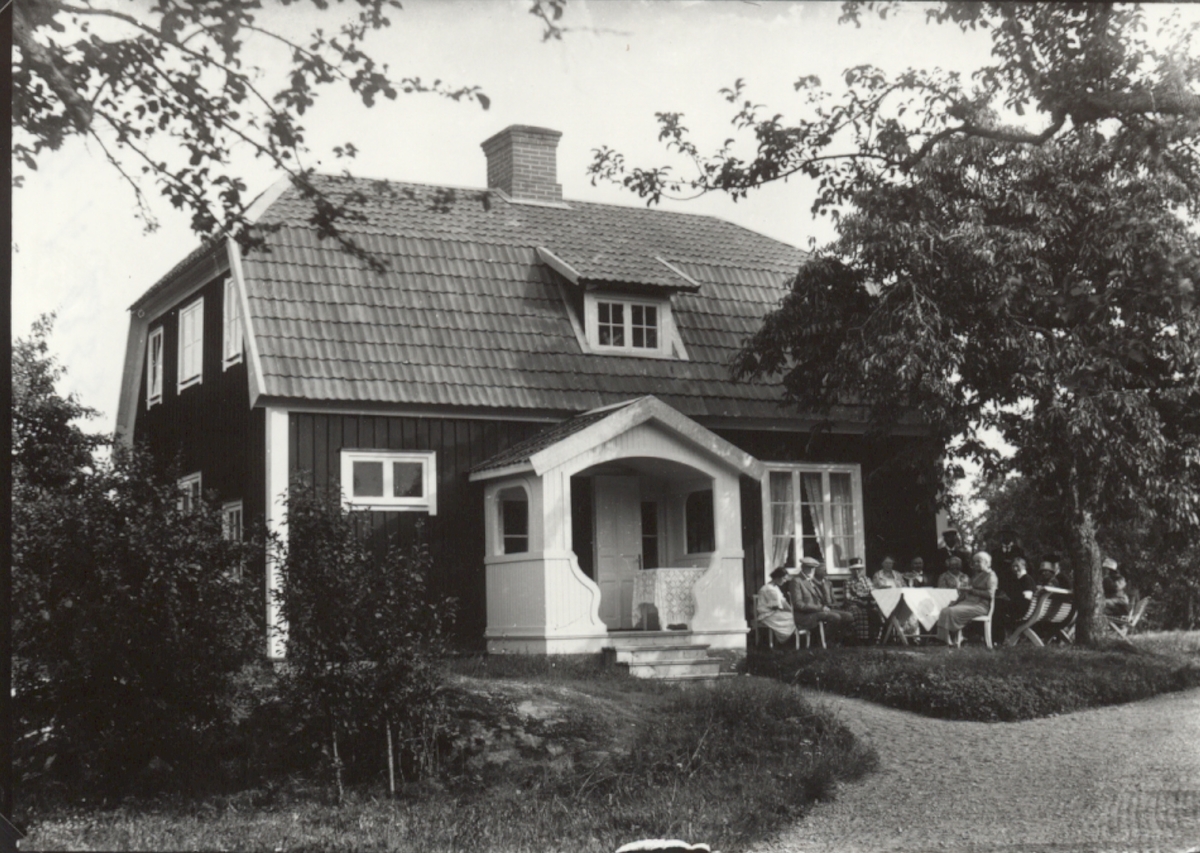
[872,587,960,645]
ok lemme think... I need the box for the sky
[13,0,1008,435]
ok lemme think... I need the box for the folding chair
[1005,592,1055,647]
[1110,596,1150,638]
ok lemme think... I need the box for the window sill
[178,376,202,392]
[222,354,244,371]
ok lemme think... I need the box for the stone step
[626,658,723,679]
[612,644,712,664]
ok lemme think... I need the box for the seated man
[787,557,855,643]
[756,567,797,644]
[1104,574,1131,618]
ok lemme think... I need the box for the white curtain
[829,472,855,566]
[769,472,795,570]
[801,472,825,562]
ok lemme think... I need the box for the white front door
[594,475,642,630]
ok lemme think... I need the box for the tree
[277,481,455,800]
[13,0,560,256]
[12,320,264,793]
[590,3,1200,646]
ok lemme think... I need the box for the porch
[469,396,764,655]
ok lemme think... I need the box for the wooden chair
[1109,596,1150,638]
[951,593,995,649]
[752,613,813,649]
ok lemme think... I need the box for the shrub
[13,446,264,794]
[749,644,1200,721]
[277,481,457,798]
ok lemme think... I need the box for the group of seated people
[756,527,1131,648]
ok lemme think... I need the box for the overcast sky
[15,0,1175,438]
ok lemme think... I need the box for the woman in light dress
[937,551,999,646]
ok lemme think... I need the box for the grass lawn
[748,630,1200,722]
[20,658,876,853]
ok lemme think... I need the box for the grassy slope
[748,631,1200,722]
[22,661,876,853]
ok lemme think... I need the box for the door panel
[594,475,642,629]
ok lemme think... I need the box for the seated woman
[937,556,970,589]
[1036,554,1073,591]
[756,567,797,644]
[873,554,919,638]
[936,551,999,646]
[1000,557,1039,640]
[843,557,879,643]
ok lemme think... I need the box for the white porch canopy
[470,396,764,654]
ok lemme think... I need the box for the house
[115,125,939,658]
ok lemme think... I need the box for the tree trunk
[386,712,395,798]
[1065,503,1105,646]
[331,721,344,804]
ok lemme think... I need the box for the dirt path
[752,686,1200,853]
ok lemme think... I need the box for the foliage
[588,3,1200,207]
[277,481,456,796]
[13,0,563,256]
[18,677,876,853]
[11,314,107,493]
[977,475,1200,630]
[13,446,263,794]
[12,318,264,794]
[749,643,1200,722]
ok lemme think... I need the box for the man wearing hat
[786,557,855,643]
[1102,557,1131,618]
[755,567,798,644]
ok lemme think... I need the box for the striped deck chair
[1005,592,1055,646]
[1110,596,1151,638]
[1039,593,1076,643]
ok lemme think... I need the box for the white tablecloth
[632,568,706,628]
[871,588,960,631]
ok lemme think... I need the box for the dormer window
[582,293,682,358]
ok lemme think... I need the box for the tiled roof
[238,175,819,419]
[471,404,621,473]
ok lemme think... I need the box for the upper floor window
[223,277,243,369]
[178,472,202,513]
[765,464,864,575]
[146,326,164,408]
[178,297,204,391]
[581,293,681,357]
[340,450,437,513]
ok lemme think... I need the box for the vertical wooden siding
[290,413,544,644]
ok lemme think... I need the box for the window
[179,472,202,513]
[222,500,244,541]
[146,327,164,408]
[597,300,658,349]
[765,465,864,573]
[685,489,714,554]
[499,487,529,554]
[641,501,659,569]
[223,277,243,368]
[340,450,437,513]
[178,297,204,391]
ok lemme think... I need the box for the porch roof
[469,396,765,481]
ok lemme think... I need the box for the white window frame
[583,293,674,357]
[222,276,243,369]
[146,326,164,408]
[222,500,244,541]
[761,463,865,577]
[178,472,202,513]
[340,450,438,513]
[177,297,204,392]
[496,484,530,555]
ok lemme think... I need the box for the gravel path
[752,686,1200,853]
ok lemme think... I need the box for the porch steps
[605,643,722,681]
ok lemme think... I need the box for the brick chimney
[481,125,563,202]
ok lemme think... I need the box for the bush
[748,644,1200,722]
[13,446,264,795]
[277,481,458,798]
